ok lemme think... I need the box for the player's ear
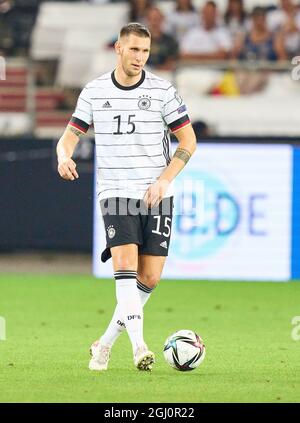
[115,40,121,56]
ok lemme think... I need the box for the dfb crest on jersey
[174,91,183,105]
[107,225,116,239]
[138,95,151,110]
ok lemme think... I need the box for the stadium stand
[1,0,299,137]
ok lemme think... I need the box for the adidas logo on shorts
[160,241,168,249]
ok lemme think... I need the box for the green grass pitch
[0,274,299,403]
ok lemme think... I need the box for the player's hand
[143,179,169,208]
[57,157,79,181]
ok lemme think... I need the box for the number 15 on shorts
[152,216,171,238]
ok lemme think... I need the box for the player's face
[117,34,151,77]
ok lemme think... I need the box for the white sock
[114,270,144,352]
[100,278,153,348]
[136,279,153,307]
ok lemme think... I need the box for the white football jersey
[70,69,191,201]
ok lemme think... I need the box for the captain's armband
[68,117,90,137]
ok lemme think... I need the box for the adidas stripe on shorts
[100,197,174,262]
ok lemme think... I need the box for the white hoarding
[93,144,292,281]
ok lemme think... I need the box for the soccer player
[56,23,196,371]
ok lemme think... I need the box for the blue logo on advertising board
[171,169,267,261]
[171,170,240,259]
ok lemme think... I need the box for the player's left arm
[144,123,196,208]
[158,123,196,183]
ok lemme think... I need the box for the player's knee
[139,273,160,289]
[115,257,136,271]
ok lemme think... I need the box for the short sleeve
[69,87,92,134]
[162,85,191,133]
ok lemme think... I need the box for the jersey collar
[111,69,145,90]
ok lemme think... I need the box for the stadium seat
[176,68,223,97]
[36,88,65,111]
[31,2,127,60]
[56,29,110,87]
[35,110,72,138]
[0,67,27,88]
[0,62,28,112]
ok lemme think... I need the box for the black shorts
[100,197,174,262]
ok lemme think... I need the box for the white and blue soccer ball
[163,329,206,371]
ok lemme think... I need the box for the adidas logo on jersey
[102,101,112,108]
[160,241,168,249]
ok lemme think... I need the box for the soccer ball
[163,329,206,371]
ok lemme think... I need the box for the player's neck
[114,66,143,87]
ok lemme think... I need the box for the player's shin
[114,270,145,352]
[100,279,154,347]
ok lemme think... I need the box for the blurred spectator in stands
[267,0,300,32]
[224,0,248,37]
[107,0,153,47]
[170,119,212,141]
[0,0,39,57]
[231,7,284,61]
[128,0,153,25]
[180,1,232,61]
[145,6,179,71]
[192,120,211,139]
[34,61,58,86]
[269,0,300,59]
[165,0,199,44]
[231,7,287,95]
[0,0,14,56]
[274,14,300,59]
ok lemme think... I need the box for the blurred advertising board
[93,144,293,281]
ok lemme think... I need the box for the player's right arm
[56,126,81,181]
[57,85,93,181]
